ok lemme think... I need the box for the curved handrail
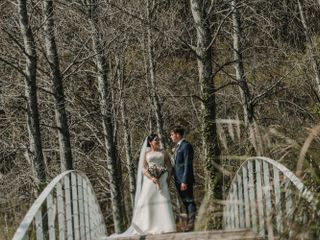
[252,157,315,203]
[13,170,74,239]
[13,170,106,240]
[229,157,316,203]
[223,157,318,239]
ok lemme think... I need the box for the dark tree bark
[18,0,47,190]
[145,0,168,148]
[231,0,254,126]
[43,0,73,171]
[117,56,136,211]
[190,0,222,200]
[83,0,125,233]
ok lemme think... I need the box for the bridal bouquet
[148,164,167,190]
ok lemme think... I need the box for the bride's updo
[147,133,159,147]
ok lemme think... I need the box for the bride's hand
[152,178,161,190]
[152,177,159,185]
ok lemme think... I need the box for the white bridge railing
[13,170,106,240]
[223,157,318,239]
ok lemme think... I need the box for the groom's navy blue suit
[173,139,196,225]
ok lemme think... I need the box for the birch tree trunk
[231,0,265,155]
[231,0,254,126]
[43,0,73,171]
[190,0,222,200]
[18,0,46,190]
[84,0,124,232]
[297,0,320,96]
[146,0,168,148]
[117,57,136,211]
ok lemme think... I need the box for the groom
[170,126,196,232]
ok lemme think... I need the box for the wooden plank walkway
[103,229,262,240]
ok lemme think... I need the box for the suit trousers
[175,183,196,223]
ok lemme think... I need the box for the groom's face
[170,131,181,143]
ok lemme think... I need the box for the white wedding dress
[110,150,176,237]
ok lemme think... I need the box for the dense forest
[0,0,320,239]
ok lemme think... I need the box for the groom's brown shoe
[183,223,194,232]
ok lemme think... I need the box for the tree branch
[0,56,26,77]
[251,66,296,106]
[206,8,234,51]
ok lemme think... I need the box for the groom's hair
[171,126,185,136]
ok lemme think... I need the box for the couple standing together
[116,126,196,237]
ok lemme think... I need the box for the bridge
[12,157,319,240]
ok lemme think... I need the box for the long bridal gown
[114,151,176,236]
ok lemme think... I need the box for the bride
[112,133,176,236]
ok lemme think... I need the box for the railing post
[255,158,265,238]
[65,175,73,240]
[262,160,274,239]
[78,174,86,239]
[285,178,293,238]
[232,183,239,228]
[35,210,43,240]
[83,179,91,240]
[46,193,55,240]
[56,182,65,240]
[247,160,257,232]
[229,185,235,229]
[273,165,282,234]
[71,172,80,239]
[224,195,231,229]
[88,186,95,240]
[242,165,250,228]
[236,174,244,228]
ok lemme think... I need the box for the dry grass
[198,118,319,237]
[296,123,320,178]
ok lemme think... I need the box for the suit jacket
[173,140,195,185]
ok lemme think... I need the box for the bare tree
[190,0,222,201]
[116,55,136,211]
[231,0,263,155]
[82,0,125,232]
[231,0,253,126]
[42,0,73,171]
[144,0,168,148]
[297,0,320,97]
[18,0,47,191]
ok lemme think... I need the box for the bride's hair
[147,133,159,147]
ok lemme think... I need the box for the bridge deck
[103,229,262,239]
